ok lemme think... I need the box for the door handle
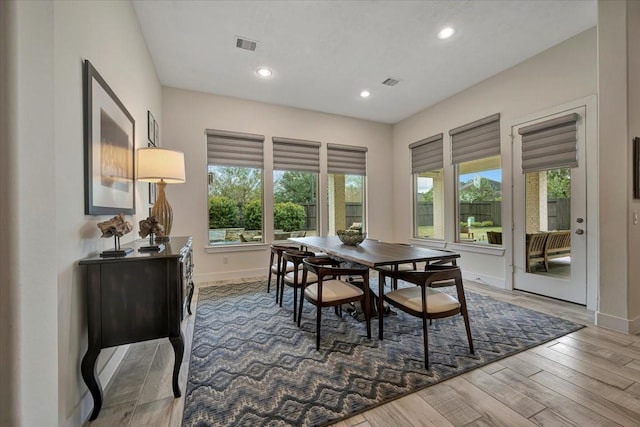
[575,229,584,235]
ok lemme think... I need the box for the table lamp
[136,147,186,240]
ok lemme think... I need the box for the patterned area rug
[183,279,583,426]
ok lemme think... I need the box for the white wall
[628,0,640,324]
[162,87,393,282]
[597,0,640,332]
[392,28,597,290]
[2,1,162,425]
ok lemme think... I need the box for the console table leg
[81,347,103,421]
[186,280,194,315]
[169,334,184,397]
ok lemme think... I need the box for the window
[206,129,264,245]
[410,134,444,239]
[327,144,367,235]
[272,137,320,240]
[450,114,501,244]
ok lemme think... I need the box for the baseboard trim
[596,311,640,334]
[194,268,267,283]
[64,345,129,427]
[462,271,506,289]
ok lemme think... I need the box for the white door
[512,106,587,304]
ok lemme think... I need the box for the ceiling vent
[382,78,400,86]
[235,36,258,52]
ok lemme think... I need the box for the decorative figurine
[138,216,165,252]
[97,214,134,257]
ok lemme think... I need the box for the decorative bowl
[337,230,367,246]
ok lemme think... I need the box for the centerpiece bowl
[336,229,367,246]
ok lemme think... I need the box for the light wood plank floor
[85,278,640,427]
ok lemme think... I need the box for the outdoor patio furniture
[526,232,549,272]
[544,230,571,268]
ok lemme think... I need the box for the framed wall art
[147,110,156,146]
[83,59,135,215]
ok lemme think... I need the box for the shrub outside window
[208,166,263,245]
[456,155,502,243]
[414,169,444,239]
[272,170,318,240]
[328,174,364,235]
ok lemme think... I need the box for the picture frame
[83,60,135,215]
[634,137,640,199]
[147,110,156,146]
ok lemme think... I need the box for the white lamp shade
[136,148,186,184]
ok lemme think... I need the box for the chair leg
[461,308,474,354]
[422,315,429,370]
[316,306,322,350]
[279,277,285,307]
[297,291,305,327]
[267,268,272,293]
[292,288,298,322]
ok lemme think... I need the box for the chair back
[302,256,370,283]
[383,264,462,288]
[282,249,316,269]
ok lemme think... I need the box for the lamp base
[151,181,174,239]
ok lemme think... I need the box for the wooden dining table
[288,236,460,339]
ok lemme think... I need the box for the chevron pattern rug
[183,279,583,426]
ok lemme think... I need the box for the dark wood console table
[79,236,193,420]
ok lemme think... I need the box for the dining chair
[299,256,372,350]
[281,249,317,321]
[382,265,474,369]
[267,244,296,303]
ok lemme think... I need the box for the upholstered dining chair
[382,265,474,369]
[299,256,372,350]
[281,249,317,321]
[267,244,296,303]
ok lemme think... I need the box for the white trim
[596,311,640,335]
[195,267,268,283]
[65,345,129,427]
[447,242,505,256]
[409,238,447,249]
[463,271,506,289]
[205,243,269,254]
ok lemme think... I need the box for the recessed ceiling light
[437,27,455,40]
[256,67,272,77]
[360,90,371,98]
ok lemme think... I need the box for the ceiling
[132,0,597,124]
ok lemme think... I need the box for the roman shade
[518,113,579,173]
[409,133,443,174]
[327,143,367,175]
[449,113,501,164]
[206,129,264,169]
[273,137,321,173]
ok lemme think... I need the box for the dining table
[288,236,460,339]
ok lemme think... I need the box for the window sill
[409,238,447,249]
[447,242,505,256]
[205,243,269,254]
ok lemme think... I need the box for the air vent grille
[382,78,400,86]
[235,37,257,51]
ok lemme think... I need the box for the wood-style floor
[85,278,640,427]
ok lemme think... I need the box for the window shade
[327,143,367,175]
[272,137,321,172]
[449,113,501,164]
[518,113,579,173]
[206,129,264,168]
[409,133,443,174]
